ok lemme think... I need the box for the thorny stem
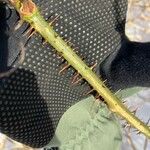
[9,0,150,138]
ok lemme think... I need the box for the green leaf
[46,96,122,150]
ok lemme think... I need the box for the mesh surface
[0,0,127,148]
[100,39,150,90]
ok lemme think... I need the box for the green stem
[10,0,150,138]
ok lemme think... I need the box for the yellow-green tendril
[10,0,150,138]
